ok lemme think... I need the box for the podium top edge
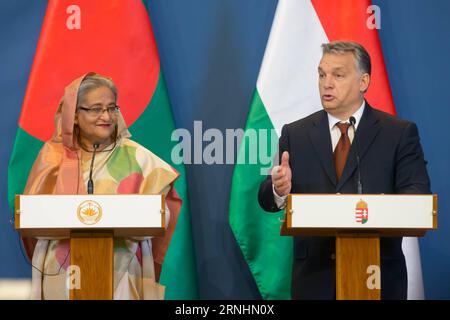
[288,194,436,197]
[16,194,163,197]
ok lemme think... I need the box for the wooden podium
[15,194,165,300]
[282,194,437,300]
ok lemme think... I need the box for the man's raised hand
[272,151,292,197]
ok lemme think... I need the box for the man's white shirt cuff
[272,184,287,209]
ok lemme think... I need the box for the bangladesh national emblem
[355,199,368,224]
[77,200,102,225]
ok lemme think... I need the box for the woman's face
[75,86,118,148]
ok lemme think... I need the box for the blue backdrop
[0,0,449,299]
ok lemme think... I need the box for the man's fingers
[274,176,289,188]
[271,165,281,176]
[274,153,291,196]
[273,168,286,181]
[275,182,291,197]
[281,151,290,168]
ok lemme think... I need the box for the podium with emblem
[14,194,165,300]
[282,194,437,300]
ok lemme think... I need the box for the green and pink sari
[24,73,180,300]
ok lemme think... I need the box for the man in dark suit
[258,41,431,300]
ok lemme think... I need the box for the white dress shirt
[273,101,366,209]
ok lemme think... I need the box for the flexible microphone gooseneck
[87,143,99,194]
[349,116,363,194]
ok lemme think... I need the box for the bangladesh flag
[229,0,424,299]
[7,0,198,299]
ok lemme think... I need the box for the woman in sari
[23,73,180,300]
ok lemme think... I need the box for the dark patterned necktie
[334,122,351,181]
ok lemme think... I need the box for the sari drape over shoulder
[23,73,181,300]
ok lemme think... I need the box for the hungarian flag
[7,0,198,299]
[355,208,369,224]
[229,0,424,299]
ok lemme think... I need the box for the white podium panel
[15,195,165,237]
[284,194,437,237]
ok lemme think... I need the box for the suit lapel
[336,104,381,191]
[308,111,337,187]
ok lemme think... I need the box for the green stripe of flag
[129,74,198,299]
[229,90,292,300]
[7,127,44,212]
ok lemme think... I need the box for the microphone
[87,143,99,194]
[349,116,363,194]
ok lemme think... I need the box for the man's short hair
[321,41,371,76]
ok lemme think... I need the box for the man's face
[318,52,369,118]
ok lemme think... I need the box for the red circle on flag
[20,0,160,141]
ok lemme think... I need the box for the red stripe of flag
[311,0,396,116]
[19,0,160,142]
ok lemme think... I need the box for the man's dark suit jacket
[258,102,431,300]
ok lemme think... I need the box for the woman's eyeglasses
[78,105,120,117]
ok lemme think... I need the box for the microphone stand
[87,143,99,194]
[350,117,363,194]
